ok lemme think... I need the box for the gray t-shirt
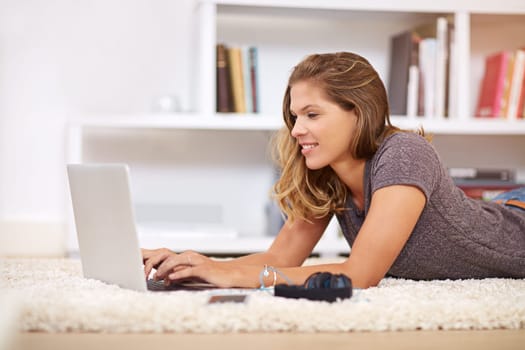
[336,132,525,280]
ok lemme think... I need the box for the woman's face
[289,80,358,170]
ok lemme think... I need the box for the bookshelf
[70,114,525,134]
[67,0,525,256]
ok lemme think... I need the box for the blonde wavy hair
[272,52,424,223]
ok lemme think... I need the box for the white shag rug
[1,258,525,333]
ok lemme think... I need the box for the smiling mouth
[301,143,318,150]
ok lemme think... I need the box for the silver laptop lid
[67,164,147,292]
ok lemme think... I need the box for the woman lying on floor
[143,52,525,289]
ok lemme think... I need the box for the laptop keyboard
[147,279,216,291]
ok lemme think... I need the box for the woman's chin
[305,159,327,170]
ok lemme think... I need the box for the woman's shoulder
[383,130,429,147]
[371,130,442,177]
[369,131,443,199]
[377,131,434,158]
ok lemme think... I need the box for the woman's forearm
[220,251,295,269]
[228,260,377,289]
[224,261,350,289]
[263,263,349,286]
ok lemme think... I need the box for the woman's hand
[142,248,176,280]
[141,248,244,288]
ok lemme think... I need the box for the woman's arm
[145,184,425,289]
[142,214,331,287]
[271,184,427,288]
[343,184,426,287]
[227,214,332,267]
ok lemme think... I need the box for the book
[227,47,247,113]
[433,17,449,119]
[242,46,259,114]
[406,65,419,117]
[499,52,516,118]
[447,22,457,118]
[243,47,253,114]
[418,38,437,118]
[248,46,259,113]
[503,49,525,120]
[517,55,525,119]
[475,51,511,117]
[387,30,419,116]
[519,78,525,119]
[448,167,516,182]
[216,44,233,113]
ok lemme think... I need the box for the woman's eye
[307,112,318,118]
[290,114,297,123]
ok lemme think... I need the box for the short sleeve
[370,133,441,201]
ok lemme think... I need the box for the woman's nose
[291,118,306,138]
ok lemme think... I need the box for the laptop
[67,163,214,292]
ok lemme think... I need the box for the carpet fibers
[1,258,524,333]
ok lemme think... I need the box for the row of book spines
[216,44,259,114]
[475,48,525,119]
[448,167,516,182]
[387,16,454,119]
[458,185,522,201]
[451,167,522,200]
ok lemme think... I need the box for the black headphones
[304,272,352,289]
[274,272,352,302]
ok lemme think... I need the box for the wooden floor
[12,330,525,350]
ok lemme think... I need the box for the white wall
[0,0,195,256]
[2,1,523,256]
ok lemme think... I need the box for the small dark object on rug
[274,272,352,302]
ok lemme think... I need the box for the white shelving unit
[67,0,525,257]
[69,114,525,134]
